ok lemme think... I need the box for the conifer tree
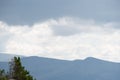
[9,57,35,80]
[0,69,8,80]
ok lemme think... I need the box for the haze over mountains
[0,54,120,80]
[0,53,23,62]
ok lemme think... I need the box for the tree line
[0,57,35,80]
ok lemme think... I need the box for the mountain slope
[0,53,23,62]
[0,56,120,80]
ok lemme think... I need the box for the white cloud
[0,17,120,62]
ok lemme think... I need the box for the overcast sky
[0,0,120,62]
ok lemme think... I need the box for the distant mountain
[0,53,23,62]
[0,56,120,80]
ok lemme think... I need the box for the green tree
[0,69,8,80]
[9,57,35,80]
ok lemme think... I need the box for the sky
[0,0,120,62]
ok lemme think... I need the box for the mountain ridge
[0,56,120,80]
[0,53,120,63]
[0,53,24,62]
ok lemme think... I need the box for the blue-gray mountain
[0,53,23,62]
[0,56,120,80]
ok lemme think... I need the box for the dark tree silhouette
[9,57,35,80]
[0,69,8,80]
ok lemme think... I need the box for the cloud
[0,17,120,62]
[1,0,120,25]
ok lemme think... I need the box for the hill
[0,56,120,80]
[0,53,23,62]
